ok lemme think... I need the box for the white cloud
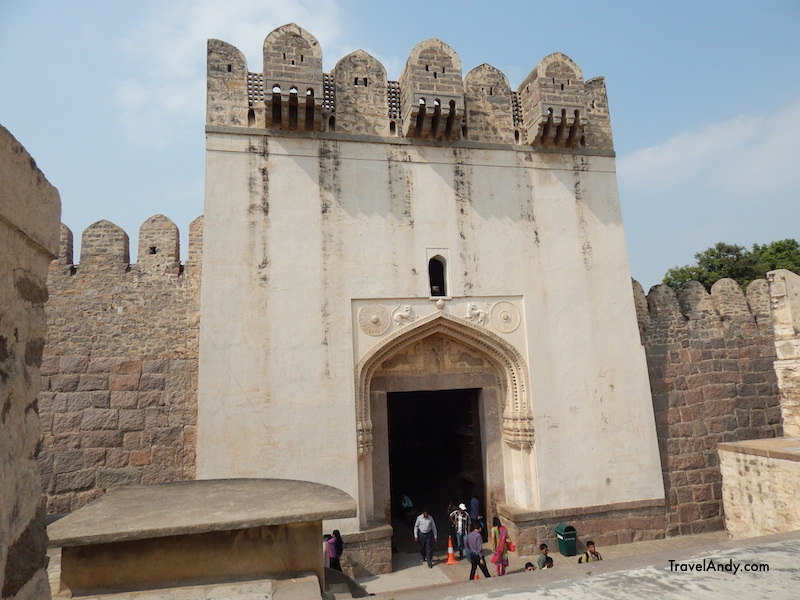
[618,98,800,197]
[115,0,344,147]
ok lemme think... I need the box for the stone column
[1,125,61,599]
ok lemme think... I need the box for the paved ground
[48,529,800,599]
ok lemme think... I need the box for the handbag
[507,541,516,552]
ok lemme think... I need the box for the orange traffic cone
[473,572,480,580]
[445,536,459,565]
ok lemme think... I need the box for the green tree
[663,239,800,292]
[753,239,800,273]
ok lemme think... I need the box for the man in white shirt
[413,508,438,568]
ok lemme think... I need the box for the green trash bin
[555,522,577,556]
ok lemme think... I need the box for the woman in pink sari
[490,517,511,575]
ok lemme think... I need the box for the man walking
[466,523,491,580]
[413,508,438,568]
[449,503,471,558]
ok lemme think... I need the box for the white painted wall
[199,131,664,529]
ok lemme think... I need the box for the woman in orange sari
[490,517,510,575]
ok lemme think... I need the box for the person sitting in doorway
[577,540,602,563]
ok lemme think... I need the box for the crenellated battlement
[634,278,773,327]
[53,215,203,275]
[207,23,614,151]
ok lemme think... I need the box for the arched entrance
[354,312,534,534]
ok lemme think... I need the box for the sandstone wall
[1,125,60,600]
[718,438,800,539]
[37,216,202,515]
[635,278,783,536]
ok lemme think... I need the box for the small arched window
[428,257,446,297]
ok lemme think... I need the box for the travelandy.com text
[669,559,769,575]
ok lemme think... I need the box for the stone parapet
[719,438,800,538]
[340,524,393,578]
[635,278,782,537]
[37,216,201,514]
[208,23,614,151]
[1,124,60,600]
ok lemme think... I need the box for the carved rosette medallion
[358,304,391,336]
[491,301,521,333]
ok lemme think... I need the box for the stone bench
[47,479,356,596]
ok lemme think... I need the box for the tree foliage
[663,239,800,292]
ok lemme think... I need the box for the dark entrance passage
[387,388,485,552]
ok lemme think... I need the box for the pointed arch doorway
[355,312,534,548]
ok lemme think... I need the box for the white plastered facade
[198,131,664,532]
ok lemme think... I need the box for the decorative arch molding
[355,311,533,455]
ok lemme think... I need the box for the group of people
[412,495,517,580]
[523,540,602,571]
[413,499,602,580]
[330,507,602,580]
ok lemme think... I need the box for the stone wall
[635,278,783,537]
[718,438,800,538]
[37,227,791,548]
[1,125,60,600]
[36,215,202,515]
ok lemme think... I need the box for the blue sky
[1,0,798,290]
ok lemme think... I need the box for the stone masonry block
[142,358,169,373]
[137,391,162,408]
[113,359,142,375]
[151,426,183,446]
[119,409,145,431]
[54,469,94,493]
[41,355,60,375]
[129,450,151,466]
[145,408,169,429]
[77,374,109,391]
[52,412,83,434]
[54,450,84,473]
[122,431,146,450]
[150,445,179,465]
[81,408,119,430]
[87,357,118,373]
[66,393,92,412]
[110,391,138,409]
[60,355,89,373]
[139,373,165,391]
[95,466,142,488]
[109,373,140,391]
[89,391,111,408]
[105,448,129,468]
[141,464,183,485]
[82,430,123,448]
[50,374,80,392]
[83,448,106,467]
